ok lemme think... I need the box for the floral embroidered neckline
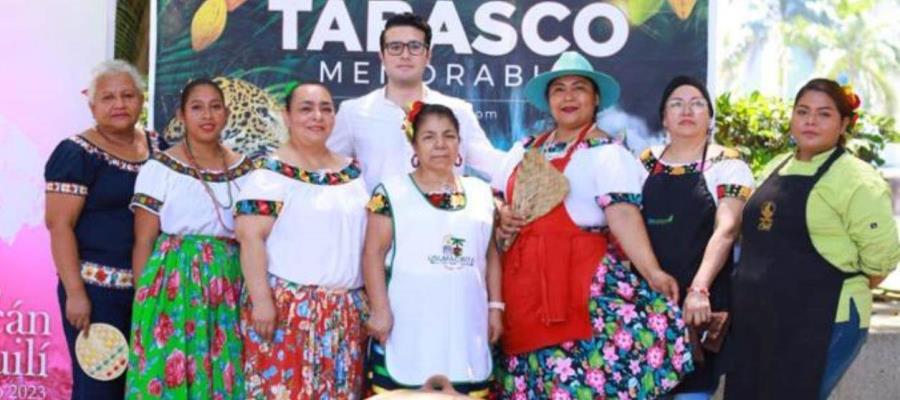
[522,135,616,153]
[258,157,361,185]
[423,191,467,210]
[408,174,467,211]
[70,131,161,173]
[641,147,741,176]
[155,152,253,182]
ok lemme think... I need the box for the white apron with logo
[380,174,495,385]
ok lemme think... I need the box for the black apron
[725,148,854,400]
[642,144,731,393]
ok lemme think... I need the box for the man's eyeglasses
[384,41,427,56]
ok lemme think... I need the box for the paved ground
[712,299,900,400]
[869,298,900,334]
[828,299,900,400]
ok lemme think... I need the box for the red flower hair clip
[842,84,862,127]
[402,100,426,141]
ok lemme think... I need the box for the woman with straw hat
[492,51,692,399]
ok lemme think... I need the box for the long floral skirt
[495,248,693,400]
[242,275,368,400]
[126,233,244,399]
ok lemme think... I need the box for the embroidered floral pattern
[496,246,693,399]
[46,181,88,196]
[234,200,283,217]
[367,192,392,216]
[69,131,161,173]
[369,184,466,215]
[716,184,752,201]
[424,191,467,210]
[645,159,703,176]
[256,157,361,185]
[81,261,133,289]
[130,193,163,213]
[523,134,617,152]
[597,193,643,210]
[242,276,368,400]
[155,152,254,182]
[641,147,744,176]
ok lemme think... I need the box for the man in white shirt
[328,12,503,192]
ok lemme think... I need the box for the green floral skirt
[126,233,244,399]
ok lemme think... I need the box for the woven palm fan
[500,148,570,251]
[75,323,129,381]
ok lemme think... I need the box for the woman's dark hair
[411,104,460,142]
[284,81,332,110]
[380,12,432,51]
[794,78,854,122]
[544,75,601,121]
[658,75,714,121]
[179,78,225,111]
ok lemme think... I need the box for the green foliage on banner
[115,0,150,72]
[140,90,149,129]
[715,91,900,175]
[614,0,665,25]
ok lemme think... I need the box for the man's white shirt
[328,85,503,193]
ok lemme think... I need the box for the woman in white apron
[362,102,503,398]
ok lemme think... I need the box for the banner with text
[152,0,709,152]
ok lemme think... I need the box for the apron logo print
[646,214,674,226]
[758,201,776,231]
[428,235,475,269]
[443,235,466,257]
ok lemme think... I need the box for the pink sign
[0,1,112,399]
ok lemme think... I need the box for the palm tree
[717,0,899,116]
[815,2,900,116]
[115,0,150,73]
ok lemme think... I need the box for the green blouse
[757,148,900,328]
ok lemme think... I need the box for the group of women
[45,50,899,400]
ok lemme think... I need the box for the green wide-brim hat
[524,51,621,113]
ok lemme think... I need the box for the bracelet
[488,301,505,311]
[688,287,710,297]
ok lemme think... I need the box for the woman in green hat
[492,51,693,399]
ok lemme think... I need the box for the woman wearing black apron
[726,79,900,399]
[642,76,754,399]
